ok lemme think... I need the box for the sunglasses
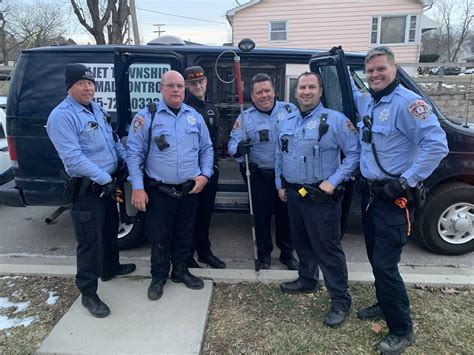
[372,46,394,55]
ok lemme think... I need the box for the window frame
[268,20,288,43]
[369,14,419,46]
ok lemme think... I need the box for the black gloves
[381,179,406,202]
[116,161,129,184]
[102,180,124,203]
[234,139,253,158]
[101,180,118,200]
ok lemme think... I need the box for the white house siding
[231,0,424,63]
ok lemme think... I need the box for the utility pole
[153,24,165,37]
[129,0,140,44]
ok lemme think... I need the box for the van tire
[117,214,146,250]
[416,182,474,255]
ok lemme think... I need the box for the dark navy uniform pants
[361,191,413,336]
[287,187,351,312]
[249,169,293,264]
[146,189,198,280]
[192,167,219,258]
[70,191,120,296]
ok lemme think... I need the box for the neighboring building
[226,0,437,63]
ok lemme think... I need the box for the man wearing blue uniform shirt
[350,47,448,353]
[228,73,298,270]
[127,70,214,301]
[47,63,136,318]
[183,66,226,269]
[275,72,360,327]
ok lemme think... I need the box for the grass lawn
[1,276,472,354]
[203,282,474,354]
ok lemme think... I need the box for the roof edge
[226,0,261,17]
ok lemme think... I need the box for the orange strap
[394,197,411,237]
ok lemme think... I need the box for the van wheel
[416,182,474,255]
[117,206,146,250]
[118,218,146,250]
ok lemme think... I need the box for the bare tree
[422,0,474,62]
[70,0,129,44]
[1,0,66,63]
[0,11,9,64]
[107,0,129,44]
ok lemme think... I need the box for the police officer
[350,47,448,353]
[47,64,136,318]
[275,72,359,327]
[227,73,298,270]
[183,66,226,269]
[127,70,214,301]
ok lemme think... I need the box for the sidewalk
[36,278,213,355]
[1,262,473,354]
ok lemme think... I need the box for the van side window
[128,63,171,117]
[319,65,344,113]
[350,67,370,92]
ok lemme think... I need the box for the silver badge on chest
[379,108,390,122]
[306,120,317,130]
[187,115,197,126]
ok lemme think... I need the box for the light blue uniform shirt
[350,77,449,187]
[227,100,297,169]
[47,96,126,185]
[126,101,213,190]
[275,102,360,189]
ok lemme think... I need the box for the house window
[269,21,288,41]
[370,18,378,44]
[409,15,417,42]
[370,15,418,45]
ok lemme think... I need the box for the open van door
[113,48,184,249]
[308,47,358,236]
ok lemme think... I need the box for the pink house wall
[231,0,425,63]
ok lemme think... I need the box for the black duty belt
[144,176,195,198]
[286,181,342,203]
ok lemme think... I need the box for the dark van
[1,43,473,255]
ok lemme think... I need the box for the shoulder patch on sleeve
[132,115,145,132]
[344,119,357,135]
[231,119,240,133]
[408,99,429,120]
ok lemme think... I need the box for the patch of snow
[0,276,21,280]
[46,291,59,305]
[0,315,37,331]
[0,297,31,313]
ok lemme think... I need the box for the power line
[136,7,226,24]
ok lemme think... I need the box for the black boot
[187,257,201,269]
[148,278,166,301]
[171,264,204,290]
[357,303,385,320]
[324,308,349,327]
[81,294,110,318]
[198,253,226,269]
[377,331,415,354]
[279,253,299,270]
[101,263,137,281]
[280,277,319,294]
